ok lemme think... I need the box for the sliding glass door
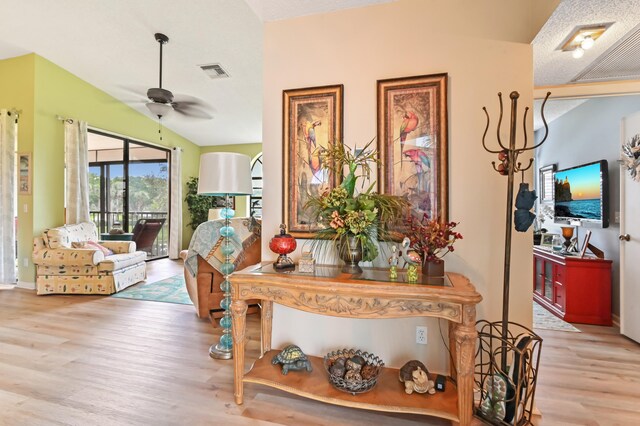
[88,131,170,259]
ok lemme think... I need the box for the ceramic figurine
[389,245,399,280]
[399,360,436,395]
[271,344,312,375]
[406,264,418,283]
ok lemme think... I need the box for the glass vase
[338,234,363,274]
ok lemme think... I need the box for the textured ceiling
[533,0,640,86]
[533,98,589,130]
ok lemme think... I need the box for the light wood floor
[1,259,638,425]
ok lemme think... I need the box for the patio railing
[90,211,168,259]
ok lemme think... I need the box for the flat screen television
[553,160,609,228]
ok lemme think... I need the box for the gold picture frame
[18,152,32,195]
[377,73,448,221]
[283,84,343,238]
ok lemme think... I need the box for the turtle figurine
[271,344,313,375]
[399,360,435,395]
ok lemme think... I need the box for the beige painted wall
[263,0,536,371]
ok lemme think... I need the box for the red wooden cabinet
[533,246,612,325]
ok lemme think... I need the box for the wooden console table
[230,263,482,425]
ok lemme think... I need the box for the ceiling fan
[143,33,210,120]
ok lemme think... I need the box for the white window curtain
[0,109,17,284]
[169,147,182,259]
[64,120,90,224]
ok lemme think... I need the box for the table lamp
[561,226,574,252]
[198,152,252,359]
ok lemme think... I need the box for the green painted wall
[0,55,35,284]
[199,143,262,217]
[2,53,202,283]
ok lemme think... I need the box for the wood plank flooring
[1,259,639,425]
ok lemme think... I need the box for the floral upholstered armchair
[32,222,147,295]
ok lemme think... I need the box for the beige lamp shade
[197,152,253,196]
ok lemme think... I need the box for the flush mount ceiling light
[558,23,613,59]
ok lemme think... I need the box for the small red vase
[269,224,296,270]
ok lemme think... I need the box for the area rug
[112,274,192,305]
[533,301,580,332]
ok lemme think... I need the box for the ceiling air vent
[572,23,640,83]
[199,63,230,79]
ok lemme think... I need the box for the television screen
[554,160,609,228]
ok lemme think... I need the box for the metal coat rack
[481,90,551,370]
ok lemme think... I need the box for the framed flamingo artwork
[283,84,343,238]
[377,73,448,221]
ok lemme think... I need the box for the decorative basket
[323,348,384,394]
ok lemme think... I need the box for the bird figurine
[400,237,421,267]
[399,112,419,156]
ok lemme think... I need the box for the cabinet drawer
[554,283,565,312]
[555,265,566,285]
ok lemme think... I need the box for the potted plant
[403,214,463,277]
[305,139,408,272]
[184,177,225,230]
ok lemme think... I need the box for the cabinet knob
[619,234,631,242]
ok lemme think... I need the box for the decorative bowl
[323,348,384,394]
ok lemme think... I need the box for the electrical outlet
[23,258,28,267]
[416,326,428,345]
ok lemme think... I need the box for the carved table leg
[449,320,458,383]
[452,304,477,426]
[261,300,273,356]
[231,299,248,405]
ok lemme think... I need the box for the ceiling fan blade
[172,104,213,120]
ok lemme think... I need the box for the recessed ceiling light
[558,23,613,56]
[581,36,595,50]
[572,47,585,59]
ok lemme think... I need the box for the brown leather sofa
[179,235,261,320]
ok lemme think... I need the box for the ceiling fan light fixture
[146,101,173,118]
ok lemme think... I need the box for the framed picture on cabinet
[540,233,558,248]
[580,230,592,258]
[282,84,343,238]
[377,73,448,221]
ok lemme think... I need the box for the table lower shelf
[244,350,459,421]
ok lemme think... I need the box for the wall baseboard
[17,281,36,290]
[612,313,620,328]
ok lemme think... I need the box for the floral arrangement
[404,214,463,263]
[305,139,408,262]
